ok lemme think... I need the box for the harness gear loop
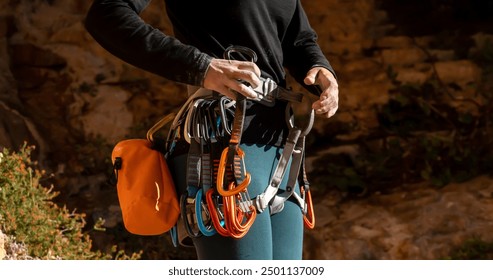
[146,113,176,143]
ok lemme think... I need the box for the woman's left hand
[304,67,339,118]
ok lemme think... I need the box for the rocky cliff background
[1,0,493,259]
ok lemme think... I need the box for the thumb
[303,68,319,85]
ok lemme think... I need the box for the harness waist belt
[251,77,304,106]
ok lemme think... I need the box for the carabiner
[218,96,235,136]
[223,187,256,238]
[223,45,258,63]
[169,225,178,248]
[216,147,251,196]
[195,189,217,236]
[204,99,219,142]
[183,99,201,144]
[205,188,230,237]
[302,186,315,229]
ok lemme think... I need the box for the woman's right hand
[203,58,261,100]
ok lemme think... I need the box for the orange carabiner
[232,205,256,236]
[216,147,251,196]
[222,184,256,238]
[205,188,230,237]
[302,187,315,229]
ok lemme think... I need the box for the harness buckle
[180,187,202,238]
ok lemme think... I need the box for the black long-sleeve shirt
[85,0,334,146]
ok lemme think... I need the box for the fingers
[203,58,261,99]
[312,92,338,118]
[225,78,258,99]
[237,62,262,85]
[306,67,339,118]
[209,78,258,100]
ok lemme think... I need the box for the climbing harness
[166,46,317,243]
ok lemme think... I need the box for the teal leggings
[168,143,304,260]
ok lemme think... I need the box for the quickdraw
[167,45,317,243]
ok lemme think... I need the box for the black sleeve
[282,0,336,94]
[84,0,212,86]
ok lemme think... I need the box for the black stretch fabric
[85,0,334,146]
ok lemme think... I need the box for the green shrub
[0,144,140,260]
[447,238,493,260]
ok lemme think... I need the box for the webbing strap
[227,95,245,164]
[255,127,302,212]
[181,139,202,238]
[186,140,201,190]
[200,144,213,193]
[255,107,315,215]
[228,95,246,146]
[269,135,306,215]
[250,77,304,106]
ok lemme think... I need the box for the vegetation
[0,144,140,260]
[447,238,493,260]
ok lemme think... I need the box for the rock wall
[1,0,492,259]
[305,175,493,259]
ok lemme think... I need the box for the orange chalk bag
[111,114,180,236]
